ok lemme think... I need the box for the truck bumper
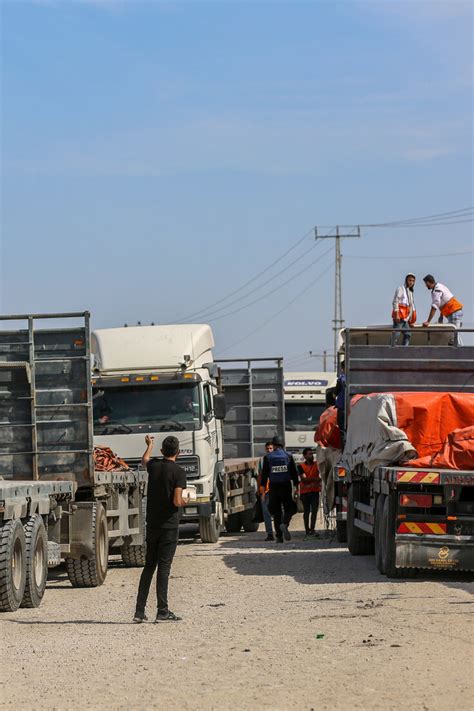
[181,501,213,521]
[395,534,474,571]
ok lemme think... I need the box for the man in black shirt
[133,435,189,623]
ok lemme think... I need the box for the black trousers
[268,482,294,535]
[301,491,319,533]
[135,526,178,616]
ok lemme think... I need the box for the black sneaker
[280,523,291,541]
[155,611,182,623]
[133,614,148,624]
[276,535,284,544]
[265,534,274,541]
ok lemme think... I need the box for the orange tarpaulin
[390,392,474,460]
[409,426,474,470]
[314,406,342,450]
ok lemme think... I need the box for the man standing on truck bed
[391,273,416,346]
[133,435,189,623]
[422,275,464,343]
[260,435,299,543]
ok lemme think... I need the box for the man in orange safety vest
[422,275,464,344]
[391,273,416,346]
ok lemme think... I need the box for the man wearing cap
[422,275,464,344]
[391,273,416,346]
[260,435,299,543]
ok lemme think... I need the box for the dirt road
[1,515,473,710]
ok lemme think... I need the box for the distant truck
[335,326,474,577]
[0,312,147,612]
[91,325,285,542]
[284,372,336,461]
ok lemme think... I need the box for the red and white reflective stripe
[396,471,441,484]
[397,522,447,535]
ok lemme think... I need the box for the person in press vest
[391,273,416,346]
[422,275,464,345]
[257,441,275,541]
[260,435,299,543]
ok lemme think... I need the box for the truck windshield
[285,403,327,431]
[93,383,201,434]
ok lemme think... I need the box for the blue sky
[1,0,473,365]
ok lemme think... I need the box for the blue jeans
[261,493,273,535]
[391,319,411,346]
[447,310,463,345]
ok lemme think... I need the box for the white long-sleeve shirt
[392,285,414,319]
[430,282,454,310]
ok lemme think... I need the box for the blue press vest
[267,448,291,485]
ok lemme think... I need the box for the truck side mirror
[213,394,226,420]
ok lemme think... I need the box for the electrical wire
[177,239,324,323]
[360,207,474,227]
[175,226,317,323]
[206,243,334,323]
[217,260,334,355]
[345,248,474,260]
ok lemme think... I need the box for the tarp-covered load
[340,392,474,474]
[314,406,342,511]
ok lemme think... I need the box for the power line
[175,226,315,323]
[360,207,473,227]
[205,244,334,324]
[177,239,323,323]
[345,248,474,260]
[217,261,334,355]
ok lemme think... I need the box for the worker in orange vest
[422,275,464,344]
[298,448,321,539]
[391,273,416,346]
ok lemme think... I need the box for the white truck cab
[284,371,337,461]
[91,324,257,543]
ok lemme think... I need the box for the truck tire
[66,504,108,587]
[0,519,27,612]
[21,514,48,608]
[225,513,242,534]
[381,493,416,578]
[374,494,386,574]
[121,496,146,567]
[336,520,347,543]
[347,484,374,556]
[199,499,223,544]
[241,506,259,533]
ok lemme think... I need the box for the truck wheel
[336,520,347,543]
[381,493,417,578]
[241,506,259,533]
[374,494,386,574]
[347,484,374,556]
[199,500,223,544]
[0,519,27,612]
[66,504,108,587]
[21,515,48,608]
[225,513,242,534]
[121,496,146,567]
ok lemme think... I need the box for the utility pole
[309,350,333,372]
[315,225,360,370]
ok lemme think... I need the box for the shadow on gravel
[218,534,474,588]
[6,619,137,625]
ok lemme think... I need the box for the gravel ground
[1,514,473,710]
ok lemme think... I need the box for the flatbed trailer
[0,313,148,612]
[335,326,474,577]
